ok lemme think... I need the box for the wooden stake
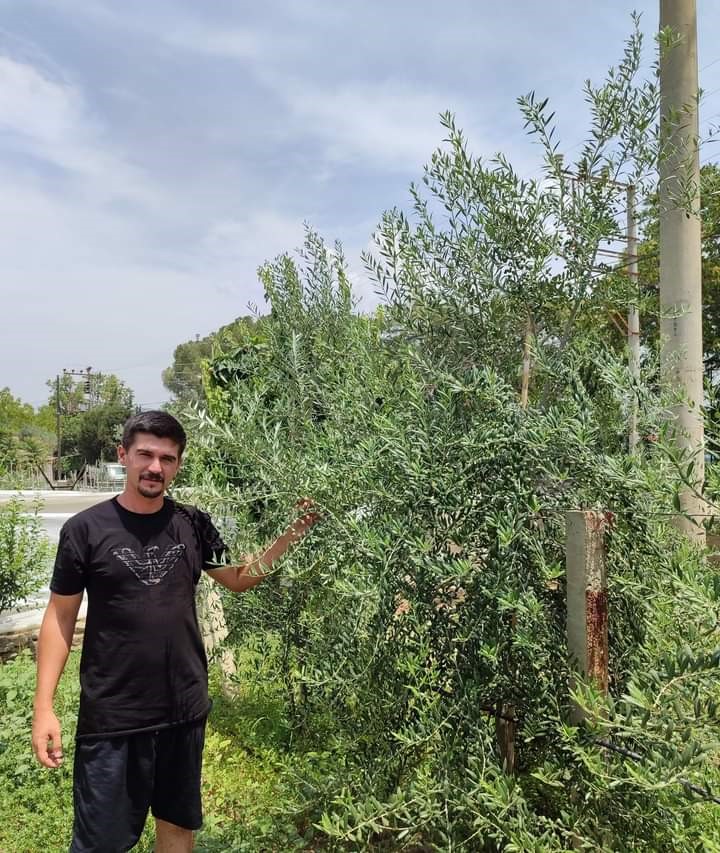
[496,702,516,774]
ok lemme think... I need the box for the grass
[0,648,321,852]
[2,645,720,851]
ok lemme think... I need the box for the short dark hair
[121,410,187,456]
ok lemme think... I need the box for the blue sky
[2,1,720,408]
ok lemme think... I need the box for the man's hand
[290,498,322,539]
[32,708,64,769]
[208,498,322,593]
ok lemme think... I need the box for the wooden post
[495,702,516,774]
[566,510,609,722]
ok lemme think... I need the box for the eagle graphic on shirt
[112,543,186,585]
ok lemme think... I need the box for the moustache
[140,474,164,483]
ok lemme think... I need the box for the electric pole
[55,374,62,482]
[55,367,95,482]
[64,367,95,410]
[659,0,705,539]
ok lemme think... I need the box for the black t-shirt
[50,497,228,739]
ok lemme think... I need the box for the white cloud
[200,212,382,312]
[0,155,315,404]
[143,17,525,175]
[162,25,264,61]
[0,55,84,143]
[194,212,307,300]
[202,212,304,263]
[280,81,463,171]
[0,54,159,205]
[63,9,477,174]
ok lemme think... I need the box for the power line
[700,55,720,72]
[699,85,720,110]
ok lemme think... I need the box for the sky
[2,1,720,410]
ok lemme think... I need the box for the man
[31,410,319,852]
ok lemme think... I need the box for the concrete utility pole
[55,374,62,482]
[659,0,705,539]
[627,184,640,453]
[64,366,95,410]
[566,511,609,723]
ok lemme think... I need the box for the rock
[0,620,85,663]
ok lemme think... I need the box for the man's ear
[117,445,126,465]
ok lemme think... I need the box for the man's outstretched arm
[207,503,320,593]
[32,592,82,768]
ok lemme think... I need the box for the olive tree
[178,21,720,851]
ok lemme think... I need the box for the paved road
[0,491,117,634]
[0,490,117,514]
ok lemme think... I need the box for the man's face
[117,433,182,499]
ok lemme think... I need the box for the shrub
[178,21,720,851]
[0,499,49,615]
[178,228,720,849]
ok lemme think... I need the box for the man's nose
[147,457,163,473]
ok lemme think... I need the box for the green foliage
[45,371,135,467]
[0,388,54,484]
[162,315,261,405]
[170,20,720,851]
[0,388,34,435]
[0,651,77,852]
[366,19,658,403]
[636,162,720,374]
[172,23,720,846]
[0,499,49,614]
[0,650,328,852]
[75,401,132,463]
[176,227,720,848]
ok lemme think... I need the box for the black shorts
[70,718,206,853]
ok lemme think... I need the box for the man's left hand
[291,498,322,537]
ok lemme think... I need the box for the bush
[0,499,49,614]
[178,228,720,850]
[176,22,720,851]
